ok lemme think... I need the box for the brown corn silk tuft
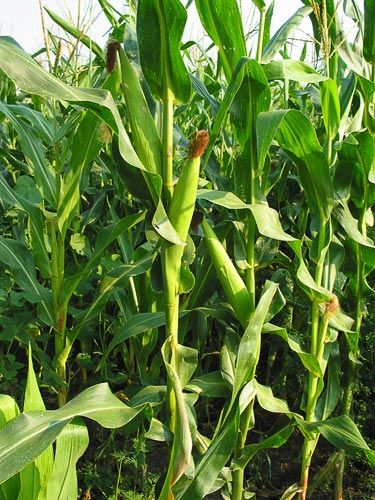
[325,293,339,317]
[106,41,120,73]
[98,122,112,144]
[188,130,209,159]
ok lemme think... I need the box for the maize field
[0,0,374,498]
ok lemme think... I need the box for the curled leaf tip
[325,293,339,318]
[106,40,120,73]
[188,130,209,159]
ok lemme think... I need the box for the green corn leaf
[67,255,154,344]
[137,0,191,103]
[257,109,334,222]
[364,0,375,64]
[195,0,246,81]
[0,384,145,485]
[58,68,121,237]
[230,61,270,201]
[45,420,89,500]
[61,211,146,305]
[7,104,54,144]
[0,396,20,500]
[253,380,291,414]
[288,240,331,302]
[186,371,230,398]
[262,6,313,64]
[175,408,239,500]
[320,79,340,142]
[197,190,295,242]
[176,344,198,388]
[118,48,162,176]
[316,343,341,421]
[18,349,53,500]
[97,0,120,26]
[334,22,369,79]
[233,423,294,470]
[263,1,275,47]
[100,312,166,369]
[333,203,375,248]
[145,418,173,443]
[303,415,375,466]
[0,102,56,208]
[160,340,192,495]
[251,0,267,10]
[263,323,322,377]
[0,174,50,278]
[202,56,251,168]
[230,281,278,406]
[0,237,53,325]
[263,60,328,83]
[0,38,160,205]
[45,8,104,60]
[99,310,192,371]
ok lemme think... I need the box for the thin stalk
[232,400,255,500]
[231,11,267,494]
[299,220,329,499]
[245,217,256,310]
[162,243,180,431]
[255,8,267,63]
[232,56,263,500]
[334,202,366,498]
[49,219,68,407]
[162,90,174,207]
[326,136,333,167]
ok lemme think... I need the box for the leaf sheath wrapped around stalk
[202,218,252,328]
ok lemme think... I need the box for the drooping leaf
[233,423,294,469]
[263,60,328,83]
[0,384,145,484]
[197,190,295,241]
[45,8,104,59]
[262,6,313,63]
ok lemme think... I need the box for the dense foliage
[0,0,374,499]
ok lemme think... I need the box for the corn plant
[0,0,374,499]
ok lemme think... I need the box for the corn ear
[162,131,209,340]
[202,218,252,327]
[169,130,209,241]
[163,130,209,291]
